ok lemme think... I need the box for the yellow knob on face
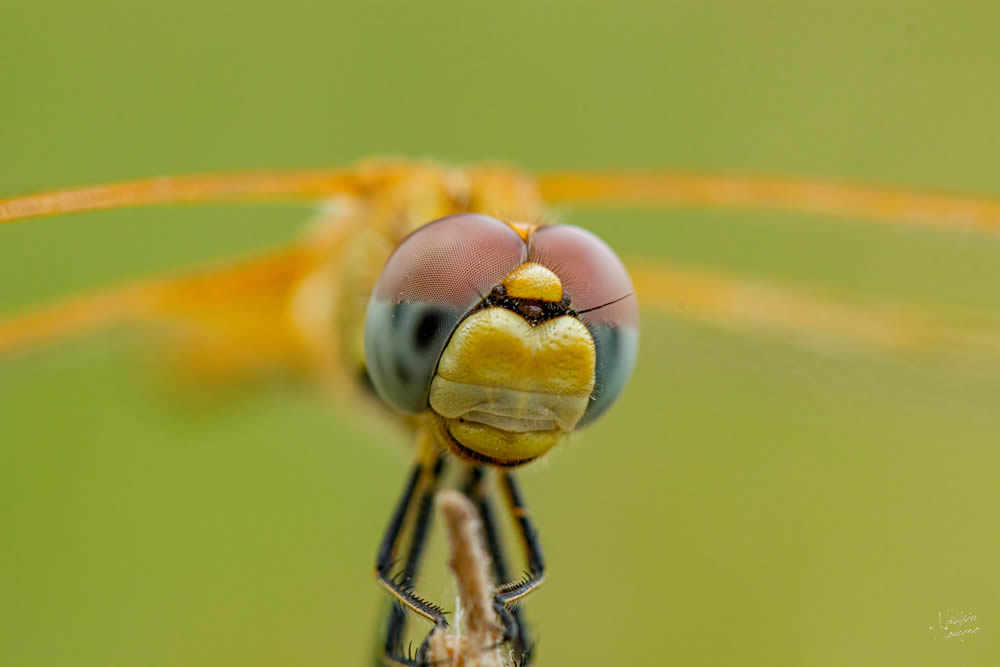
[501,262,563,302]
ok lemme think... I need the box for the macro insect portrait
[3,3,999,667]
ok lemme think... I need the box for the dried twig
[428,491,511,667]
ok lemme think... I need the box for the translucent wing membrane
[4,165,1000,233]
[0,169,359,224]
[5,251,994,373]
[3,162,1000,370]
[0,242,338,381]
[630,261,1000,358]
[536,171,1000,233]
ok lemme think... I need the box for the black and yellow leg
[375,462,545,666]
[375,456,446,665]
[462,467,536,664]
[495,471,546,607]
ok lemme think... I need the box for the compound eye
[364,214,527,414]
[529,224,639,426]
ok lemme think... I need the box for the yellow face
[429,263,597,465]
[363,214,640,468]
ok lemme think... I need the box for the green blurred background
[2,1,999,665]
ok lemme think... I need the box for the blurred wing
[0,240,341,383]
[629,260,1000,358]
[537,172,1000,233]
[0,169,359,224]
[8,167,1000,234]
[6,166,1000,374]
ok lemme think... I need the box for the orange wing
[536,171,1000,233]
[0,169,360,224]
[0,237,351,385]
[4,164,1000,233]
[3,162,1000,375]
[629,261,1000,358]
[4,246,998,372]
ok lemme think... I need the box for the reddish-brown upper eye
[365,214,527,414]
[373,213,527,307]
[528,224,639,328]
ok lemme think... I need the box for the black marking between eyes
[470,284,576,326]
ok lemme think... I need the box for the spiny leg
[481,471,547,665]
[376,456,447,665]
[462,467,534,664]
[383,463,440,662]
[495,471,546,607]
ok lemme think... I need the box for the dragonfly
[2,158,1000,666]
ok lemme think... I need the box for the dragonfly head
[427,263,596,465]
[364,214,638,467]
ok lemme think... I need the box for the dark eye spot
[414,310,443,350]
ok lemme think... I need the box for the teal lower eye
[579,324,639,427]
[364,300,463,414]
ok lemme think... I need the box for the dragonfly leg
[462,467,535,665]
[496,471,546,601]
[376,456,447,666]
